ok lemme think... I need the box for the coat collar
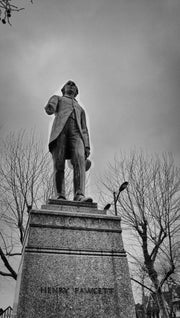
[63,94,77,102]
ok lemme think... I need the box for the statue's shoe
[57,195,66,200]
[74,195,93,203]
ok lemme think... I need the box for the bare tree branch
[0,247,17,280]
[0,0,33,25]
[131,277,154,293]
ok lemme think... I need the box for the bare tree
[100,151,180,318]
[0,0,33,25]
[0,130,52,279]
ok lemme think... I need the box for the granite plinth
[13,201,136,318]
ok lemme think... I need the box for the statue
[45,80,92,202]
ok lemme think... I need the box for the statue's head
[61,80,79,97]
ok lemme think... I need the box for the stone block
[13,201,136,318]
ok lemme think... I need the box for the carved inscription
[40,286,114,295]
[40,287,69,294]
[74,287,114,295]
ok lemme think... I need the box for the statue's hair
[61,81,79,97]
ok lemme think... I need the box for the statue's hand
[85,147,90,159]
[45,104,55,115]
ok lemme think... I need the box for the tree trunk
[143,247,169,318]
[145,262,169,318]
[156,289,169,318]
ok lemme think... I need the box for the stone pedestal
[13,200,136,318]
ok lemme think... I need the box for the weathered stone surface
[13,201,136,318]
[48,198,98,209]
[42,199,103,214]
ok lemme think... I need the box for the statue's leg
[71,136,86,198]
[68,118,85,198]
[51,133,66,199]
[69,117,92,202]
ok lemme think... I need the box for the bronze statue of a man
[45,80,92,202]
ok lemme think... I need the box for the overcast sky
[1,0,180,308]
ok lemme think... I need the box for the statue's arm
[44,95,59,115]
[81,109,90,154]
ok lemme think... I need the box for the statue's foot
[57,195,66,200]
[74,194,93,203]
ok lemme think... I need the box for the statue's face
[64,81,77,96]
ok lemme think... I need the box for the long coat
[45,95,90,157]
